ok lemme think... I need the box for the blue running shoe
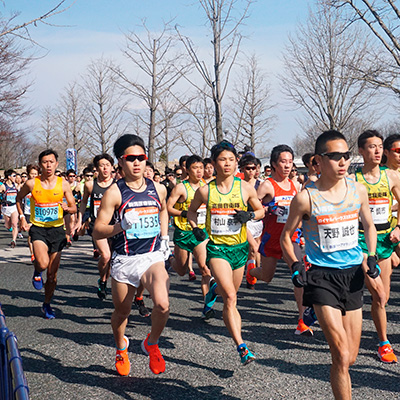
[41,303,55,319]
[32,270,43,290]
[238,344,255,365]
[202,278,217,319]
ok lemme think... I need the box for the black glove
[291,261,307,288]
[193,227,206,241]
[267,204,286,216]
[233,210,255,224]
[366,255,381,279]
[180,210,188,218]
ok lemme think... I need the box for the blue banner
[66,148,78,174]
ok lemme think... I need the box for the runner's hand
[160,235,171,260]
[366,255,381,279]
[233,210,254,224]
[120,209,139,231]
[180,210,188,218]
[267,205,285,216]
[193,227,206,241]
[291,261,307,288]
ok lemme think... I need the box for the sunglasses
[85,174,94,177]
[68,175,76,178]
[291,169,297,173]
[120,154,148,162]
[245,166,256,171]
[21,175,27,178]
[319,151,351,161]
[11,174,16,177]
[391,148,400,154]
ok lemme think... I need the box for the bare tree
[176,0,253,142]
[36,106,58,149]
[227,54,275,152]
[83,57,130,155]
[280,1,380,135]
[330,0,400,94]
[113,22,187,163]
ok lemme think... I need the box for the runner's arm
[256,179,274,207]
[166,183,186,217]
[387,169,400,242]
[62,180,77,214]
[76,181,93,228]
[244,182,264,220]
[187,185,208,229]
[155,182,169,236]
[16,180,34,230]
[93,183,122,240]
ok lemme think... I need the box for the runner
[281,130,385,400]
[203,157,215,183]
[64,169,78,248]
[355,130,400,363]
[75,154,116,301]
[0,170,19,247]
[188,140,264,365]
[16,149,77,319]
[167,154,212,306]
[93,134,170,376]
[247,145,310,335]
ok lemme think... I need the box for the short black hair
[203,157,212,166]
[83,167,93,175]
[315,130,347,155]
[179,155,190,168]
[66,169,76,176]
[186,155,203,170]
[5,169,15,179]
[39,149,58,162]
[255,158,262,167]
[239,154,257,169]
[93,153,114,168]
[210,140,237,161]
[383,133,400,152]
[270,145,294,171]
[113,134,146,159]
[357,130,383,149]
[302,152,314,167]
[146,160,154,171]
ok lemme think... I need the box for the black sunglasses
[319,151,351,161]
[85,174,94,177]
[245,166,256,171]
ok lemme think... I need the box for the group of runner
[3,129,399,400]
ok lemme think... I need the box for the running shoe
[188,271,197,281]
[72,232,79,241]
[134,297,150,317]
[41,303,55,319]
[295,318,313,336]
[246,260,257,289]
[97,279,107,300]
[115,336,130,376]
[202,278,217,319]
[10,240,16,248]
[378,344,398,363]
[65,240,72,249]
[303,306,317,327]
[17,233,24,239]
[141,333,165,374]
[93,249,100,260]
[31,254,35,263]
[238,344,255,365]
[32,270,43,290]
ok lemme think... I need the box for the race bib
[197,204,206,225]
[93,199,101,218]
[6,193,16,204]
[125,206,160,239]
[210,208,241,236]
[317,210,359,253]
[369,198,389,225]
[35,203,59,223]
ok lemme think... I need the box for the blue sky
[7,0,312,154]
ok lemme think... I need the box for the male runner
[167,155,212,307]
[281,130,385,400]
[188,140,264,365]
[16,149,77,319]
[93,134,170,376]
[75,154,115,300]
[247,145,310,335]
[354,130,400,363]
[1,170,19,247]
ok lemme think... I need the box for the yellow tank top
[355,167,394,233]
[174,180,206,231]
[30,177,64,228]
[206,177,247,245]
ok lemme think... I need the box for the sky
[6,0,313,157]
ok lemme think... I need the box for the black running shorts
[29,224,67,253]
[303,264,364,315]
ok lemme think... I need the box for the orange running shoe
[31,254,35,263]
[246,260,257,289]
[295,318,313,336]
[115,336,130,376]
[141,333,165,374]
[378,344,398,363]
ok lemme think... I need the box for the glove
[267,204,286,216]
[233,210,255,224]
[180,210,188,218]
[366,255,381,279]
[291,261,307,288]
[193,227,206,241]
[121,209,140,230]
[160,235,171,261]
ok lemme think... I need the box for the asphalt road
[0,225,399,400]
